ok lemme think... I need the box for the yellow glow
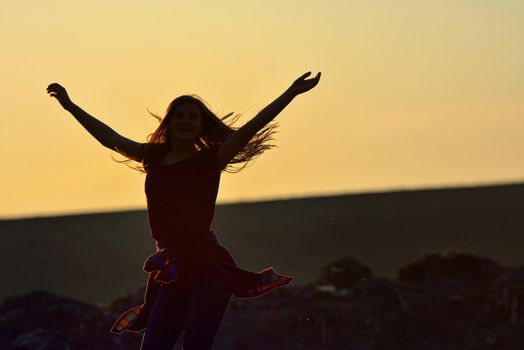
[1,1,523,218]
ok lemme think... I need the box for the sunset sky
[1,1,523,219]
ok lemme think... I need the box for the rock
[314,256,372,294]
[2,252,524,349]
[396,249,503,286]
[0,290,140,350]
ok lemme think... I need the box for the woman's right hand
[47,83,74,110]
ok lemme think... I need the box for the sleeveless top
[145,146,221,253]
[110,146,294,334]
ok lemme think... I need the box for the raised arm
[46,83,145,161]
[217,71,321,171]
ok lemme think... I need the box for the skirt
[110,230,294,334]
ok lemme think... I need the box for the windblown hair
[112,94,278,173]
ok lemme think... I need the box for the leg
[183,266,232,350]
[139,275,192,350]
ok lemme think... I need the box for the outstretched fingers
[46,83,73,109]
[296,71,321,85]
[47,83,63,93]
[289,71,319,95]
[307,72,321,86]
[299,71,312,80]
[46,83,67,99]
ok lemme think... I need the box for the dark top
[144,147,220,252]
[110,146,294,335]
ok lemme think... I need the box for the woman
[46,71,321,349]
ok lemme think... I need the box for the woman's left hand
[288,71,321,96]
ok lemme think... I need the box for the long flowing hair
[112,95,277,173]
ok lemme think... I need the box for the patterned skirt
[110,230,294,334]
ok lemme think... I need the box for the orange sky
[1,1,523,219]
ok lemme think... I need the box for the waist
[155,229,218,252]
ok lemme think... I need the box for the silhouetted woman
[46,71,321,350]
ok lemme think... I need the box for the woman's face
[168,102,203,143]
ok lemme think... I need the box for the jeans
[139,262,232,350]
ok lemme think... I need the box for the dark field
[1,182,523,306]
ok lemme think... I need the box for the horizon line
[2,179,523,221]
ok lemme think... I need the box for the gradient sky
[1,0,523,219]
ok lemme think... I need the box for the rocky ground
[1,250,523,349]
